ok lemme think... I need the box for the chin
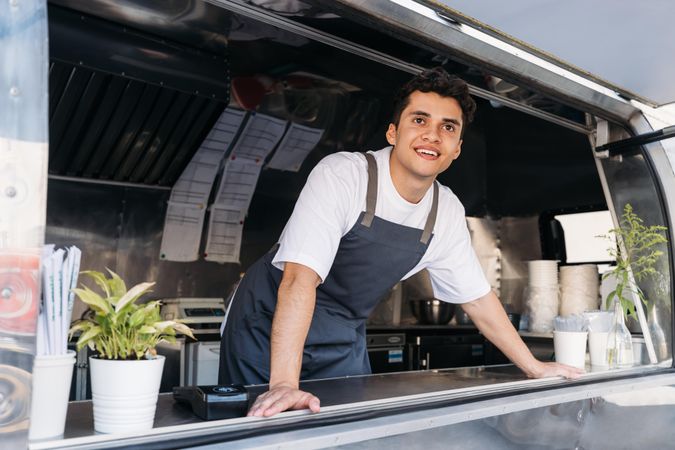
[410,169,441,181]
[412,162,446,178]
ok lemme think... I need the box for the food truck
[2,0,675,448]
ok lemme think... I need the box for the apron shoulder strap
[361,152,378,227]
[420,181,439,244]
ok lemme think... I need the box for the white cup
[554,331,588,369]
[588,331,609,368]
[29,350,76,440]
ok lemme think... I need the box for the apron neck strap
[361,152,378,227]
[361,152,439,244]
[420,181,439,244]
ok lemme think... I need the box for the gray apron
[219,153,439,385]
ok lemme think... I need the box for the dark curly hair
[392,67,476,137]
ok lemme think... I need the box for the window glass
[598,145,672,364]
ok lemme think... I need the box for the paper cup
[29,351,76,440]
[554,331,588,369]
[588,331,609,368]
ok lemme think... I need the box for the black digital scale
[173,385,249,420]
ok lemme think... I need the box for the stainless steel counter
[29,364,668,450]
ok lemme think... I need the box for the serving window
[40,0,675,420]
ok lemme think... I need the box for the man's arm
[247,262,322,417]
[462,290,584,379]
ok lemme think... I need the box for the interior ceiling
[46,0,605,216]
[426,0,675,107]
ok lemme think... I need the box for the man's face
[387,91,464,184]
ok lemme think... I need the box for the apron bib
[219,153,439,384]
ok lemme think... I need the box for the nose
[422,127,441,143]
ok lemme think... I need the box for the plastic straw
[51,249,65,356]
[584,310,614,333]
[38,245,82,356]
[553,314,587,332]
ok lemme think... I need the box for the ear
[452,140,463,160]
[386,123,397,146]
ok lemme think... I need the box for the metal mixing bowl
[410,299,455,325]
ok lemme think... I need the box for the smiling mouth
[415,148,439,159]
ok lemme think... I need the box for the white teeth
[416,149,438,157]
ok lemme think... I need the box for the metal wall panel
[45,180,241,321]
[467,216,542,313]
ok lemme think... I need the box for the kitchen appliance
[366,333,407,373]
[160,298,226,336]
[184,341,221,386]
[158,298,225,392]
[412,334,484,370]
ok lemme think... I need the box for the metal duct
[48,61,226,186]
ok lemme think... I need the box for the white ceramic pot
[89,355,165,434]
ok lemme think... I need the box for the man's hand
[527,360,584,379]
[462,292,586,381]
[255,262,321,418]
[247,384,321,417]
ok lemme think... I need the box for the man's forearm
[462,291,541,377]
[269,275,317,388]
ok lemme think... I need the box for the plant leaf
[80,271,111,297]
[128,308,147,328]
[115,282,155,313]
[106,268,127,298]
[152,320,175,332]
[72,287,112,315]
[173,322,196,340]
[68,320,91,339]
[76,325,102,350]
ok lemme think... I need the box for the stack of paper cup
[527,260,559,332]
[559,265,600,316]
[528,260,559,287]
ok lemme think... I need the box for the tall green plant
[69,270,195,360]
[601,204,668,318]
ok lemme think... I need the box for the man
[219,67,583,417]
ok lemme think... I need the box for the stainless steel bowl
[410,299,455,325]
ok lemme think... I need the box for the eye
[443,123,455,132]
[413,117,425,125]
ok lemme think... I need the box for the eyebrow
[408,110,461,127]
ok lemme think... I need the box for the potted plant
[601,204,668,366]
[601,204,668,318]
[69,270,194,434]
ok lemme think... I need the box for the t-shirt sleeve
[272,155,360,282]
[427,206,492,304]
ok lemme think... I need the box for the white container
[559,265,600,316]
[29,351,76,440]
[588,331,609,368]
[553,331,588,369]
[90,355,165,434]
[526,285,559,332]
[528,260,559,287]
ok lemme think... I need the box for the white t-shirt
[272,147,491,304]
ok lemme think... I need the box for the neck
[389,152,435,204]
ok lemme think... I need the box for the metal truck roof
[427,0,675,107]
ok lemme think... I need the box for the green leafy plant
[601,204,668,318]
[68,270,195,360]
